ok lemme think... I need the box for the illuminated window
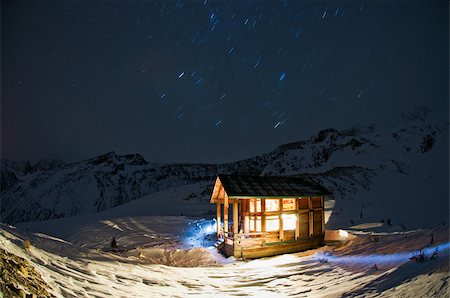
[249,199,261,213]
[249,216,261,232]
[282,214,297,230]
[282,198,296,211]
[265,199,280,212]
[266,215,280,231]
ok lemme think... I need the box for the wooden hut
[210,174,331,259]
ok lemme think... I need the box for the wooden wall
[217,195,325,259]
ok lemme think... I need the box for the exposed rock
[0,247,54,297]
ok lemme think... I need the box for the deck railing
[221,231,315,248]
[221,231,271,247]
[222,231,268,239]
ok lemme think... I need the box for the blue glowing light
[314,242,450,265]
[182,219,217,248]
[279,72,286,81]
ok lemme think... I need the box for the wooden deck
[220,234,324,259]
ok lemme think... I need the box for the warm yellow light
[255,219,261,231]
[250,199,261,213]
[282,198,296,211]
[249,216,262,232]
[266,216,280,231]
[282,214,297,230]
[265,199,280,212]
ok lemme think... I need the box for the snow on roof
[217,174,331,198]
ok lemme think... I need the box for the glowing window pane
[282,198,296,211]
[249,199,261,213]
[256,218,261,231]
[250,216,261,232]
[265,199,279,212]
[266,215,280,231]
[282,214,297,230]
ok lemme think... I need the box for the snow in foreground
[1,218,449,297]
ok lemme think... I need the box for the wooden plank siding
[313,211,323,235]
[298,212,309,238]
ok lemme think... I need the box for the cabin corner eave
[210,176,225,204]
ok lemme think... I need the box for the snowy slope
[1,108,448,230]
[16,183,217,250]
[1,220,449,297]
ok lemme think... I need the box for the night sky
[2,1,448,164]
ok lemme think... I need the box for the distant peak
[123,154,148,165]
[88,151,148,166]
[312,128,339,143]
[87,151,118,165]
[104,151,117,158]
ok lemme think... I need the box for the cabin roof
[212,174,330,201]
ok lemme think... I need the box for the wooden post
[216,203,221,238]
[279,198,284,241]
[233,199,239,236]
[244,200,250,234]
[261,199,266,233]
[224,194,229,236]
[309,198,313,237]
[321,197,325,235]
[295,198,300,239]
[240,199,246,233]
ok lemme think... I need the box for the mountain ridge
[1,109,448,228]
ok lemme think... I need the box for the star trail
[2,1,448,163]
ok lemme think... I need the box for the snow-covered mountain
[0,163,19,192]
[1,108,448,228]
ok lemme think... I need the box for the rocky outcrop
[0,247,54,297]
